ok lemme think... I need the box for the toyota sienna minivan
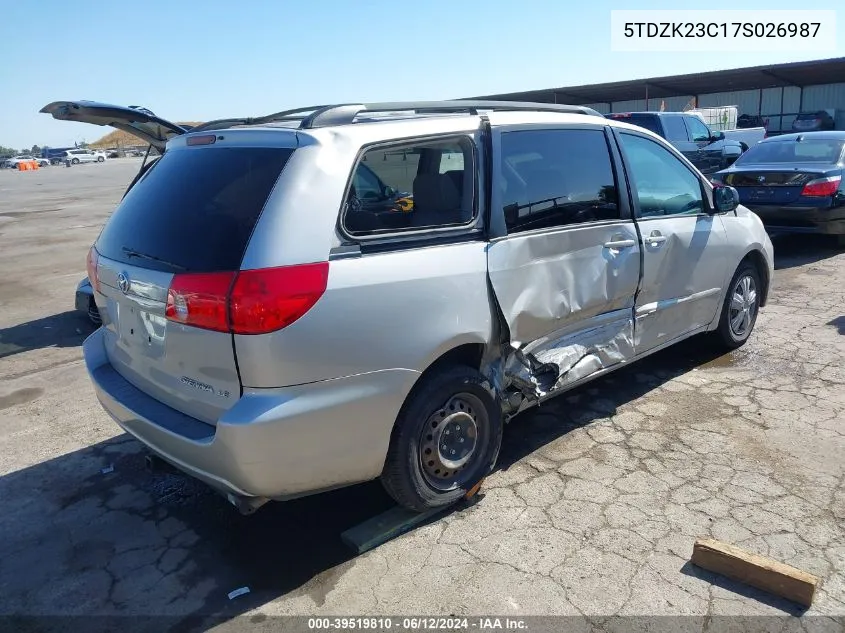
[44,99,774,514]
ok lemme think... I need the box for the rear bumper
[83,328,419,501]
[745,204,845,235]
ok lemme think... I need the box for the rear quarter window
[342,137,476,236]
[95,147,294,272]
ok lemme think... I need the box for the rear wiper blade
[122,247,187,271]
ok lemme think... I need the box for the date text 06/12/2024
[610,9,836,52]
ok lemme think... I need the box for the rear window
[796,112,824,120]
[96,147,294,272]
[735,139,844,165]
[608,114,662,135]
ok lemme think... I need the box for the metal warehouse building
[473,56,845,134]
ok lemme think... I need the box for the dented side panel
[505,308,634,398]
[486,222,641,399]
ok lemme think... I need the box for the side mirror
[383,185,397,198]
[711,130,725,141]
[713,184,739,213]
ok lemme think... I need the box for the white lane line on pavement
[54,271,88,279]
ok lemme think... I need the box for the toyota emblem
[117,272,131,294]
[757,175,766,183]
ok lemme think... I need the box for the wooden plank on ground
[341,505,446,554]
[691,537,819,608]
[341,479,486,555]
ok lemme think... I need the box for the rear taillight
[165,263,329,335]
[165,271,234,333]
[801,176,841,197]
[86,246,100,292]
[229,263,329,334]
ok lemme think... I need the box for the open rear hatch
[89,140,296,424]
[40,100,187,152]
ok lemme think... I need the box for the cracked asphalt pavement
[0,162,843,627]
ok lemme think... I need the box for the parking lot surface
[0,161,843,627]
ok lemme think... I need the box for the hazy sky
[0,0,842,149]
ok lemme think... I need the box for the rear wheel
[97,156,104,163]
[382,365,502,512]
[71,158,79,165]
[712,261,761,350]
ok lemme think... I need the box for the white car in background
[3,155,50,168]
[62,148,107,164]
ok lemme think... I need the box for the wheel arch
[390,340,490,434]
[740,248,770,306]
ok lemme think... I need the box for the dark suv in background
[792,111,836,133]
[606,112,745,175]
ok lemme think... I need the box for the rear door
[40,100,186,152]
[487,123,641,396]
[91,140,296,423]
[613,129,730,353]
[662,114,702,168]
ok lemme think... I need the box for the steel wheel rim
[729,274,757,338]
[419,392,486,491]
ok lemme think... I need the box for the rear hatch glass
[94,146,294,424]
[735,139,843,165]
[97,147,295,272]
[607,114,662,135]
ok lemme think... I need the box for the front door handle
[646,230,667,247]
[603,238,636,250]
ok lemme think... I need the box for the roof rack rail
[189,100,601,134]
[299,100,602,129]
[190,105,335,133]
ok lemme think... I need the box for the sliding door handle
[603,239,636,249]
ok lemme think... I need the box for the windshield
[735,139,845,165]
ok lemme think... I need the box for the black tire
[97,156,104,163]
[382,365,503,512]
[88,299,102,326]
[71,158,79,165]
[712,261,761,350]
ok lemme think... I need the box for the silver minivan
[55,100,774,514]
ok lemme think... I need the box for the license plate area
[116,300,167,359]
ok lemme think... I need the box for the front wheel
[712,262,761,350]
[71,158,79,165]
[381,365,503,512]
[97,156,104,162]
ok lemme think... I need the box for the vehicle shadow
[0,310,96,360]
[0,334,741,628]
[771,234,842,270]
[678,561,806,616]
[827,316,845,335]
